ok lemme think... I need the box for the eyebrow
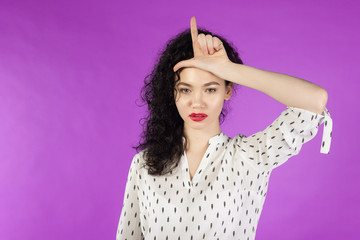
[177,82,221,87]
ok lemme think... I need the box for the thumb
[173,58,196,72]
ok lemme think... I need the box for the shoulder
[129,149,148,174]
[232,133,248,143]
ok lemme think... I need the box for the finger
[206,34,214,54]
[213,36,223,51]
[173,59,195,72]
[190,16,202,56]
[198,34,208,55]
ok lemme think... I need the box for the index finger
[190,16,202,56]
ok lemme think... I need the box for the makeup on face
[176,81,223,123]
[174,68,230,129]
[189,113,208,122]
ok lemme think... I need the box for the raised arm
[219,63,328,114]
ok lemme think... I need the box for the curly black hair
[132,26,244,176]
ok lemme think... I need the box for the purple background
[0,0,358,239]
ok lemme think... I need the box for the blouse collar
[182,131,229,146]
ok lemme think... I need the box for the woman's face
[174,67,233,132]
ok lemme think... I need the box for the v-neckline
[181,132,228,188]
[183,147,211,187]
[186,153,203,180]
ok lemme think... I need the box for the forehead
[177,67,224,85]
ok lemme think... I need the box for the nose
[191,91,205,108]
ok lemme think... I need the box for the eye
[180,88,190,93]
[207,88,216,93]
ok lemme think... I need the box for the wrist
[217,61,240,83]
[213,60,232,78]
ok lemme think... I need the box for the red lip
[189,113,208,122]
[189,113,208,117]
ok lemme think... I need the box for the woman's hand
[173,16,232,76]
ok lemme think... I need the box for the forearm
[221,62,328,114]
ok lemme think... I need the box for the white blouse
[116,106,332,240]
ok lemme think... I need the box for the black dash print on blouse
[117,107,334,239]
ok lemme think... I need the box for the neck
[183,127,221,152]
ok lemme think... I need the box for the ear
[224,82,233,100]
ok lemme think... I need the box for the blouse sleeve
[234,106,333,172]
[116,153,144,240]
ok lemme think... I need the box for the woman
[116,17,332,240]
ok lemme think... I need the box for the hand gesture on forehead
[173,16,232,76]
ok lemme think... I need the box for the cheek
[175,99,187,115]
[210,98,225,114]
[215,101,225,111]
